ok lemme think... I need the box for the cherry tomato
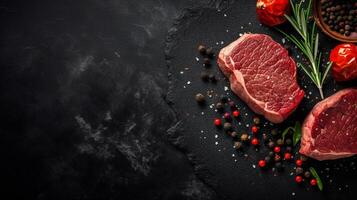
[258,160,266,168]
[251,138,259,146]
[252,126,258,133]
[214,118,222,126]
[295,176,303,183]
[232,110,240,117]
[310,179,317,186]
[256,0,290,27]
[296,159,303,166]
[274,146,281,153]
[329,43,357,81]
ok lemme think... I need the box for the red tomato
[329,43,357,81]
[256,0,290,27]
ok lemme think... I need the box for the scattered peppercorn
[203,58,211,66]
[195,93,205,103]
[215,102,224,112]
[296,167,304,175]
[268,141,275,149]
[274,154,281,162]
[220,95,228,103]
[206,47,214,58]
[285,146,292,152]
[310,179,317,186]
[214,118,222,127]
[296,159,303,167]
[241,133,249,142]
[268,151,275,157]
[200,71,209,82]
[304,171,311,178]
[232,110,240,117]
[251,138,259,146]
[234,141,243,149]
[253,116,260,125]
[274,146,281,153]
[285,138,292,146]
[223,122,232,132]
[284,152,292,160]
[223,112,231,121]
[276,139,284,146]
[258,160,266,168]
[262,133,268,142]
[295,176,303,183]
[251,126,258,134]
[198,44,206,55]
[230,131,238,138]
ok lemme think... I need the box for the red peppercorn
[223,112,231,120]
[310,179,317,186]
[251,138,259,146]
[214,118,222,126]
[232,110,240,117]
[274,146,281,153]
[296,159,303,166]
[284,152,292,160]
[258,160,266,168]
[295,176,303,183]
[251,126,258,133]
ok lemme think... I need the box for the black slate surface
[0,0,356,199]
[165,0,357,199]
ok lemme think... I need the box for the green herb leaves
[310,167,323,191]
[278,0,331,99]
[293,121,302,146]
[281,121,302,146]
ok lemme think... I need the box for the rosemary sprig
[278,0,332,99]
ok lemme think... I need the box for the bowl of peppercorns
[313,0,357,42]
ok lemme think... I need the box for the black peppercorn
[268,151,275,157]
[195,93,205,103]
[200,71,209,82]
[230,131,238,138]
[198,45,206,55]
[253,117,261,125]
[206,47,214,58]
[271,129,278,136]
[216,102,224,112]
[286,146,292,152]
[203,58,211,66]
[268,141,275,149]
[223,122,232,132]
[296,167,303,175]
[285,138,292,146]
[304,171,311,178]
[228,101,236,109]
[262,133,268,142]
[234,141,242,149]
[276,139,284,146]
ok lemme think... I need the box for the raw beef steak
[217,34,304,123]
[299,88,357,160]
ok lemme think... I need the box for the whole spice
[223,122,233,131]
[198,44,206,55]
[268,151,275,157]
[268,141,275,149]
[304,171,311,178]
[295,175,303,183]
[214,118,222,127]
[251,138,259,146]
[253,116,261,125]
[252,126,258,134]
[262,133,268,142]
[271,129,278,136]
[285,146,292,152]
[258,160,266,168]
[265,156,271,163]
[296,167,304,175]
[228,101,237,110]
[241,133,249,142]
[230,131,238,138]
[195,93,205,103]
[224,112,231,121]
[216,102,224,112]
[256,0,290,26]
[276,138,284,146]
[232,110,240,117]
[285,138,292,146]
[234,141,243,149]
[329,43,357,81]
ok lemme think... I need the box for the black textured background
[0,0,356,199]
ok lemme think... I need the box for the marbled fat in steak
[300,88,357,160]
[217,34,304,123]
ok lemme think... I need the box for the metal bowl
[313,0,357,43]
